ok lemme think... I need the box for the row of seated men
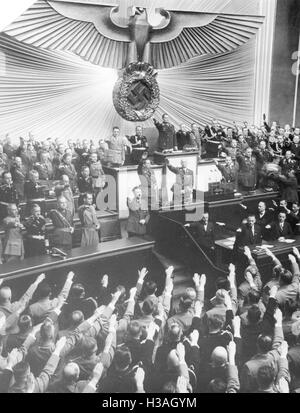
[0,252,300,393]
[182,200,300,261]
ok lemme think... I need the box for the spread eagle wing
[4,0,264,70]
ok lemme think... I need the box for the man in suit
[153,114,177,152]
[237,215,263,247]
[268,212,294,241]
[166,158,194,205]
[288,202,300,234]
[184,212,215,254]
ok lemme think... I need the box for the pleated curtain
[0,32,256,141]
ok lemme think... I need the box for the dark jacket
[239,224,263,247]
[270,221,294,240]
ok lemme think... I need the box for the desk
[215,236,300,280]
[0,236,155,281]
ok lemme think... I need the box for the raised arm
[244,246,256,267]
[15,273,46,310]
[228,264,237,314]
[263,247,282,268]
[55,271,75,306]
[226,341,240,393]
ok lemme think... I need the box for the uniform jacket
[126,198,150,235]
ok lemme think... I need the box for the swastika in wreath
[127,81,151,110]
[112,62,160,122]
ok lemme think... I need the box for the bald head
[0,287,12,304]
[211,346,228,368]
[63,363,80,383]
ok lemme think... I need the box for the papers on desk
[280,239,296,244]
[257,245,274,249]
[222,237,236,248]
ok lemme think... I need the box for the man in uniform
[137,157,158,210]
[78,193,100,248]
[237,148,258,192]
[0,172,19,221]
[57,153,78,192]
[78,166,93,206]
[48,196,74,254]
[34,151,54,181]
[153,114,177,152]
[126,186,150,238]
[166,158,194,205]
[129,126,149,164]
[0,144,10,177]
[216,156,239,191]
[105,127,132,166]
[10,156,27,200]
[24,169,46,216]
[89,153,105,197]
[55,175,75,218]
[24,204,47,258]
[2,203,25,263]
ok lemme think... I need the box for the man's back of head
[0,286,12,305]
[18,315,32,334]
[257,334,273,353]
[63,362,80,384]
[257,365,275,391]
[39,320,54,344]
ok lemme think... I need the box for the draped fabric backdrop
[0,33,256,141]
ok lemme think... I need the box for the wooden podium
[103,164,163,219]
[154,151,199,204]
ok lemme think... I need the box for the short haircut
[36,281,51,299]
[247,305,261,324]
[40,320,54,342]
[114,346,132,370]
[215,277,230,291]
[18,315,32,332]
[162,381,177,393]
[82,336,97,356]
[257,334,273,353]
[84,192,93,200]
[280,269,293,285]
[257,365,275,389]
[70,283,85,299]
[167,323,182,343]
[81,165,90,173]
[208,313,224,333]
[31,203,40,213]
[113,126,120,131]
[127,321,141,338]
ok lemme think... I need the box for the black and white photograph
[0,0,299,397]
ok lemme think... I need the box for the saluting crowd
[0,247,299,393]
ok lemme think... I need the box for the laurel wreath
[112,62,160,122]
